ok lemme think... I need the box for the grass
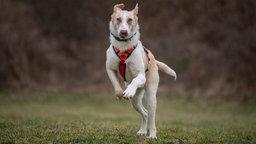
[0,92,255,144]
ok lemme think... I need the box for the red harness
[113,45,150,81]
[113,46,136,81]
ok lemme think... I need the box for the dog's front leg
[106,68,123,98]
[123,73,146,99]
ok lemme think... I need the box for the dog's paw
[137,129,147,136]
[147,130,157,139]
[115,89,124,98]
[123,85,136,99]
[147,135,157,139]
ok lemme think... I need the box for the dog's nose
[120,30,128,36]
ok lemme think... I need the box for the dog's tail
[156,60,177,80]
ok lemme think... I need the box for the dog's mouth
[119,30,128,38]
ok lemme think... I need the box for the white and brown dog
[106,3,176,139]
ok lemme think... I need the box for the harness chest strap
[113,46,150,81]
[113,46,136,81]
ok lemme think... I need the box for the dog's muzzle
[119,30,128,38]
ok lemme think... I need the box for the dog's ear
[113,3,125,12]
[132,3,139,15]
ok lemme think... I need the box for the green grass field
[0,92,255,144]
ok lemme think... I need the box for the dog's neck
[109,22,140,52]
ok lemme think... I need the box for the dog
[106,3,176,139]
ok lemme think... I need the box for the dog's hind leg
[132,89,148,136]
[145,68,159,139]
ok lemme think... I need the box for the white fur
[109,21,140,51]
[106,4,176,139]
[118,13,130,34]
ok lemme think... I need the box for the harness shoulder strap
[113,47,120,58]
[144,47,150,72]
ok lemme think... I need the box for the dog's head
[110,3,139,39]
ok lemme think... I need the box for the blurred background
[0,0,255,98]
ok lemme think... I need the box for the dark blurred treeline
[0,0,255,97]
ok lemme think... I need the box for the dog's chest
[113,56,135,80]
[109,51,140,82]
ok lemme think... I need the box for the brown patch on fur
[111,13,121,31]
[113,3,125,12]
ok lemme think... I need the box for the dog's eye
[127,18,133,23]
[116,18,121,22]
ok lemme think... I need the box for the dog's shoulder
[132,41,145,57]
[106,45,113,56]
[106,44,125,71]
